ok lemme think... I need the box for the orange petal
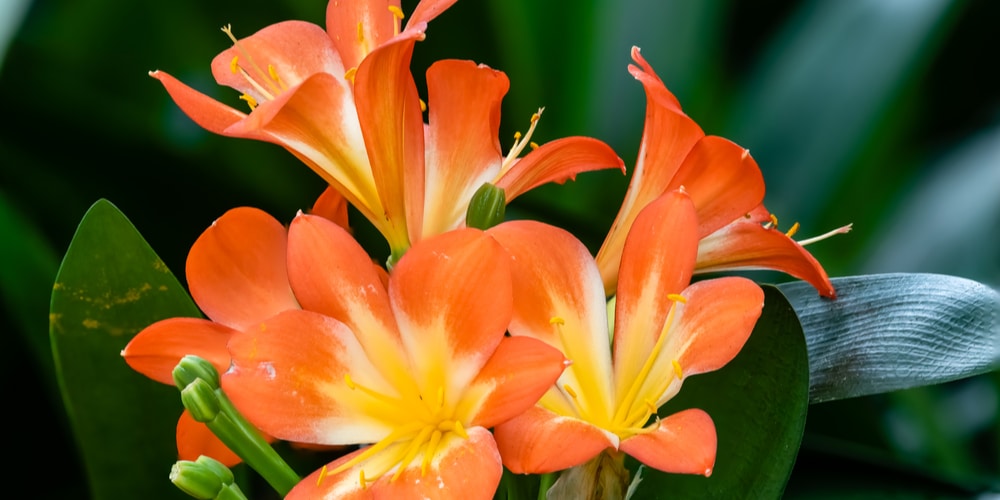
[420,59,508,239]
[612,190,698,395]
[461,336,567,429]
[496,137,625,202]
[594,46,705,296]
[310,186,351,230]
[667,277,763,377]
[221,72,384,232]
[121,317,233,386]
[149,71,246,135]
[390,229,511,390]
[488,221,615,421]
[697,211,836,298]
[223,309,394,445]
[176,409,243,467]
[186,207,299,331]
[494,406,616,474]
[669,136,765,237]
[354,28,426,249]
[285,213,412,393]
[408,0,462,29]
[288,426,501,499]
[619,408,716,476]
[210,21,344,100]
[326,0,401,73]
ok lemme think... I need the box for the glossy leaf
[50,199,200,500]
[779,273,1000,403]
[629,286,809,498]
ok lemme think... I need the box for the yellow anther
[530,112,540,122]
[563,384,578,399]
[769,214,779,228]
[388,5,405,19]
[672,360,683,379]
[344,67,358,83]
[549,316,565,325]
[513,131,522,141]
[529,142,539,150]
[359,469,367,489]
[785,222,800,238]
[239,93,258,110]
[356,22,364,43]
[267,64,286,90]
[345,373,357,389]
[644,398,658,414]
[436,386,445,410]
[453,420,468,439]
[419,98,427,112]
[316,465,328,486]
[229,56,239,74]
[667,293,687,304]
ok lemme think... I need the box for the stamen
[316,465,328,486]
[359,469,367,489]
[391,426,434,481]
[797,223,853,246]
[672,360,683,379]
[356,22,365,43]
[419,98,427,113]
[785,222,800,238]
[563,384,578,399]
[239,94,258,110]
[221,24,280,98]
[453,420,468,439]
[550,316,566,325]
[229,56,239,74]
[529,142,539,150]
[497,108,545,178]
[343,374,402,407]
[667,293,687,304]
[267,65,287,91]
[613,301,680,427]
[421,430,443,475]
[388,5,405,36]
[344,67,358,84]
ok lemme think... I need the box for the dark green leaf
[779,274,1000,403]
[631,286,810,499]
[50,199,200,500]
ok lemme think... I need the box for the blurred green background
[3,0,998,497]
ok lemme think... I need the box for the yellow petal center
[325,374,471,487]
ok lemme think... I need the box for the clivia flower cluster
[122,0,847,498]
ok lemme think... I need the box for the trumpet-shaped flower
[220,213,566,498]
[489,189,764,478]
[122,207,298,465]
[596,46,847,298]
[151,1,622,261]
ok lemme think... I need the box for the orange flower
[122,207,298,466]
[151,1,622,261]
[220,213,566,498]
[596,47,848,298]
[489,190,763,476]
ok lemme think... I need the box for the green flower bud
[173,355,221,391]
[465,183,506,230]
[170,459,224,499]
[181,378,221,423]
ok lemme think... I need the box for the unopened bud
[465,183,506,230]
[173,355,221,391]
[181,378,221,423]
[170,456,245,499]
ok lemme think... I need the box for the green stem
[537,472,556,500]
[210,393,300,495]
